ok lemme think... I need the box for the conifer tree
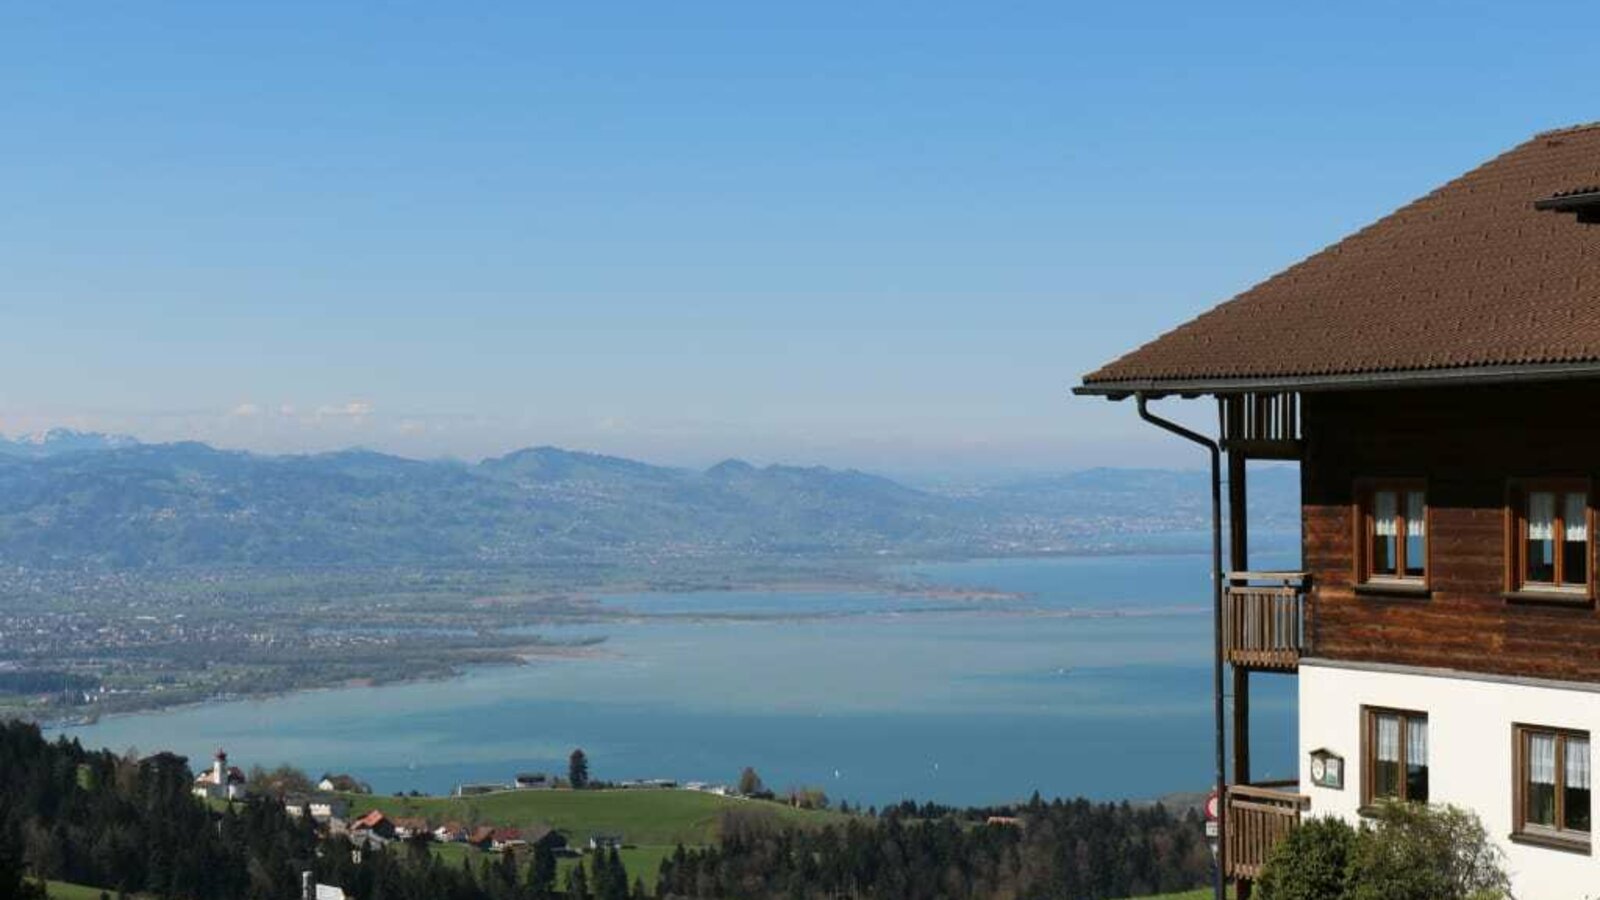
[528,843,556,898]
[566,860,589,900]
[568,749,590,789]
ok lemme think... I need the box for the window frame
[1512,723,1591,853]
[1354,479,1429,588]
[1505,478,1594,600]
[1361,706,1428,808]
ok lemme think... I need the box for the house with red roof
[349,810,395,840]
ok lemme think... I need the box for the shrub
[1346,803,1508,900]
[1257,816,1357,900]
[1257,804,1509,900]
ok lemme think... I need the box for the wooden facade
[1302,383,1600,683]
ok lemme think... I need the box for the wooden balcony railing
[1225,782,1308,880]
[1224,572,1308,671]
[1220,392,1302,459]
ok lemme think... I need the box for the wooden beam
[1229,450,1249,571]
[1232,666,1250,786]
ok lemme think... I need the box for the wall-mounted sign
[1310,748,1344,790]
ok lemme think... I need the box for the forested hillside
[0,721,1213,899]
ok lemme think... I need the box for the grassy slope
[351,788,847,885]
[345,788,843,847]
[45,881,113,900]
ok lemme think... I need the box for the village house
[1078,122,1600,899]
[391,817,431,840]
[588,833,623,852]
[190,748,247,801]
[348,810,396,842]
[432,821,468,843]
[490,827,525,852]
[317,773,366,793]
[527,825,566,852]
[283,793,350,823]
[513,772,552,789]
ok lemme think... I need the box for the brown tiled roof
[1080,123,1600,393]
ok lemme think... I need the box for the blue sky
[3,2,1596,475]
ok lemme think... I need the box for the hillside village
[180,746,810,874]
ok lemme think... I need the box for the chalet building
[1078,122,1600,899]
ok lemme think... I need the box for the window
[1358,481,1427,584]
[1363,707,1428,806]
[1509,481,1592,596]
[1515,725,1590,851]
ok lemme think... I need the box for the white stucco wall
[1300,660,1600,900]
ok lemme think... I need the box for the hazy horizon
[7,3,1593,472]
[0,423,1233,484]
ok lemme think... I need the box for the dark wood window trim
[1505,479,1595,601]
[1353,479,1429,590]
[1512,723,1592,854]
[1361,706,1428,807]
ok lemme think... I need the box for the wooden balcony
[1225,782,1309,881]
[1224,572,1308,671]
[1219,392,1302,459]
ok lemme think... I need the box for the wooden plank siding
[1302,383,1600,681]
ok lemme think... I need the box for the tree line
[0,720,597,900]
[657,796,1213,899]
[0,720,1213,899]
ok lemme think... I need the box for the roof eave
[1074,359,1600,400]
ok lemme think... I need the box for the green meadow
[344,787,843,847]
[346,787,848,885]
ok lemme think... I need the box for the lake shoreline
[48,554,1295,806]
[35,570,1035,729]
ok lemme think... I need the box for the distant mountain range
[0,428,140,458]
[0,433,1299,570]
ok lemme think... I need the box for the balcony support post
[1227,445,1252,900]
[1228,448,1248,572]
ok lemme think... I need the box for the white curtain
[1568,738,1591,790]
[1529,492,1556,542]
[1530,732,1557,785]
[1566,493,1588,542]
[1406,492,1426,537]
[1376,715,1400,762]
[1374,492,1398,538]
[1406,717,1428,767]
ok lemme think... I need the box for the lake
[59,553,1297,807]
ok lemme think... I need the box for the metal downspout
[1136,393,1226,900]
